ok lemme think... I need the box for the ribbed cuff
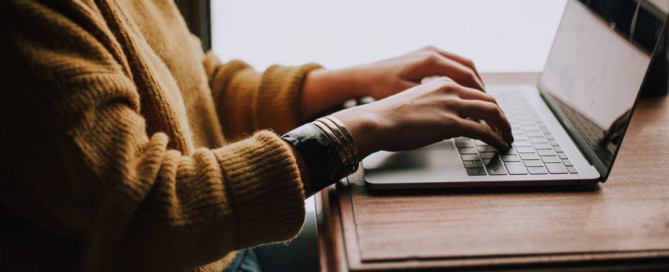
[214,131,306,248]
[256,63,323,134]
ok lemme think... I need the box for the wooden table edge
[318,176,669,271]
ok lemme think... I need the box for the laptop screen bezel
[536,0,666,181]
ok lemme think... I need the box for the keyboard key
[455,140,474,148]
[520,153,540,160]
[526,131,543,137]
[463,161,474,168]
[546,134,555,140]
[530,137,548,143]
[504,162,528,175]
[474,140,487,146]
[458,147,478,154]
[461,155,480,161]
[533,143,552,150]
[566,166,579,174]
[513,141,531,147]
[528,166,548,175]
[541,156,561,163]
[485,158,508,175]
[557,152,568,159]
[466,168,487,176]
[477,145,497,152]
[562,159,573,166]
[516,146,535,153]
[545,163,568,174]
[523,160,544,167]
[554,146,564,152]
[472,160,484,168]
[513,135,529,141]
[501,155,521,162]
[479,152,496,159]
[523,126,539,132]
[512,132,525,138]
[537,149,556,156]
[549,140,559,146]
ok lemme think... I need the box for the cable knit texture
[0,0,321,271]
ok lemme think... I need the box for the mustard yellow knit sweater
[0,0,321,271]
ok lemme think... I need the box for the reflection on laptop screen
[538,0,664,176]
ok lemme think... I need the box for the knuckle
[435,76,455,85]
[485,103,503,117]
[422,45,437,52]
[465,70,478,83]
[437,81,458,94]
[422,52,441,65]
[463,58,476,68]
[496,106,505,117]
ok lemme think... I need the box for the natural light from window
[211,0,567,73]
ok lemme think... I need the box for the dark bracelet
[281,119,360,195]
[282,123,346,195]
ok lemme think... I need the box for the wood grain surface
[317,74,669,271]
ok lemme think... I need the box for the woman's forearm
[300,68,364,121]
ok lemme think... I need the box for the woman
[0,0,512,271]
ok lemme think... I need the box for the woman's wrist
[281,118,362,196]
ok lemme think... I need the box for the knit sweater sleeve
[203,52,322,141]
[0,1,305,271]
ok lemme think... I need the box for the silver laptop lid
[538,0,666,180]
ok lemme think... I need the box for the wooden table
[315,73,669,271]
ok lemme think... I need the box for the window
[211,0,567,72]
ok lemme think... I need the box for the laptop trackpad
[363,140,463,183]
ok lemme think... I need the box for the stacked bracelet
[313,116,360,172]
[281,116,360,195]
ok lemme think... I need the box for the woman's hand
[331,78,513,159]
[346,46,484,99]
[301,46,485,120]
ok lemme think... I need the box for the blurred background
[210,0,566,73]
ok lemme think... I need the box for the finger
[455,85,499,105]
[421,76,452,84]
[457,100,514,143]
[428,47,484,86]
[426,54,485,91]
[455,118,509,151]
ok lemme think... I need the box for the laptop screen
[538,0,665,178]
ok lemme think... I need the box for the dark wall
[578,0,668,96]
[174,0,212,51]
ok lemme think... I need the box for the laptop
[363,0,667,189]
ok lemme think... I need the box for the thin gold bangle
[312,120,350,166]
[318,117,355,166]
[325,116,360,165]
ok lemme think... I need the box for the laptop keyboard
[456,93,578,176]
